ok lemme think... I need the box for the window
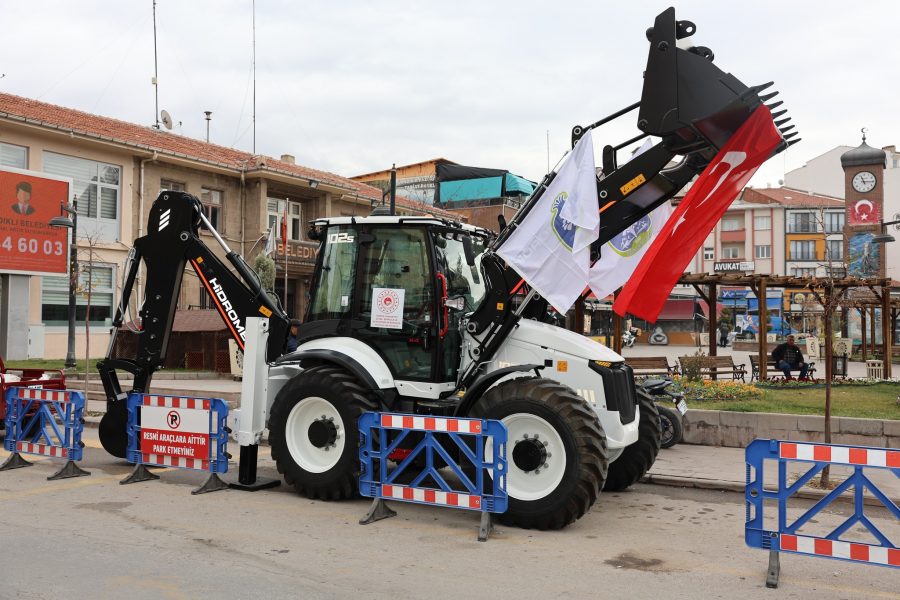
[789,240,816,260]
[41,265,114,326]
[43,153,120,241]
[787,212,815,233]
[754,245,771,259]
[827,267,847,278]
[826,239,843,261]
[754,215,771,230]
[160,179,185,193]
[791,267,816,277]
[0,142,27,168]
[722,244,742,259]
[267,198,302,241]
[703,247,714,260]
[721,218,742,231]
[200,187,222,230]
[824,212,845,233]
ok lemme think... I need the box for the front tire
[470,378,608,530]
[268,366,376,500]
[603,389,661,491]
[656,404,683,449]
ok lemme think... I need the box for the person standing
[718,321,730,347]
[771,334,809,380]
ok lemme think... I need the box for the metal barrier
[121,392,231,494]
[746,439,899,587]
[358,412,508,541]
[0,387,90,479]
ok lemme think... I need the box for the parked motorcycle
[640,378,687,449]
[622,327,638,348]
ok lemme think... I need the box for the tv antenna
[160,109,173,130]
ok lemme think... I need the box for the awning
[657,299,696,321]
[504,173,536,195]
[698,301,725,319]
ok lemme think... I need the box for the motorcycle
[622,327,638,348]
[640,378,688,449]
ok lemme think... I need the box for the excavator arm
[97,191,289,457]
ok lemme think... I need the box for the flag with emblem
[614,105,783,321]
[496,130,599,313]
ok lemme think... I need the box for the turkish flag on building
[281,203,288,254]
[614,105,783,322]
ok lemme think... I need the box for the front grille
[589,361,637,424]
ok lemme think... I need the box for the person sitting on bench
[771,335,809,380]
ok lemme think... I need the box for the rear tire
[470,377,608,530]
[268,366,376,500]
[656,404,683,449]
[603,389,660,491]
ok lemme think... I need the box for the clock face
[852,171,877,193]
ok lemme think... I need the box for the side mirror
[461,235,476,266]
[445,296,466,311]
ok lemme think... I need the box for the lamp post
[49,197,78,369]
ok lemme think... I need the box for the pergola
[674,274,894,380]
[839,286,900,362]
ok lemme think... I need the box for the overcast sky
[2,1,898,189]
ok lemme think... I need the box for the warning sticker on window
[371,287,405,329]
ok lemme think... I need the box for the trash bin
[865,359,884,379]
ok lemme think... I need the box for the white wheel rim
[486,412,566,501]
[285,396,345,473]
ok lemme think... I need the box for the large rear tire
[470,377,608,530]
[268,366,376,500]
[603,389,660,491]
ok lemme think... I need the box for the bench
[679,355,747,382]
[749,354,817,381]
[626,356,678,378]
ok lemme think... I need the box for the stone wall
[683,409,900,448]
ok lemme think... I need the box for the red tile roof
[0,92,458,220]
[742,187,844,207]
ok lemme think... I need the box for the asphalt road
[0,432,896,600]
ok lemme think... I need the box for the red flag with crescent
[613,105,783,322]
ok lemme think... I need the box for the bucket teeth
[774,117,791,127]
[752,82,775,93]
[779,124,795,134]
[788,138,802,147]
[771,109,787,119]
[766,100,784,111]
[760,92,779,103]
[783,131,798,140]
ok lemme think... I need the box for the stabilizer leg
[228,444,280,491]
[478,512,494,542]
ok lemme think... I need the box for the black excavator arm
[97,191,289,457]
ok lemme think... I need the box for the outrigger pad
[0,452,32,471]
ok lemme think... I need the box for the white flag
[496,131,599,313]
[588,139,672,300]
[264,226,276,256]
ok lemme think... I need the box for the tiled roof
[0,92,458,220]
[742,187,844,207]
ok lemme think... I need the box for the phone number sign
[0,167,70,276]
[139,405,210,460]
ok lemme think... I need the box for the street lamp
[870,219,900,245]
[49,198,78,369]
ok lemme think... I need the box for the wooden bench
[626,356,678,377]
[679,355,747,382]
[749,354,817,381]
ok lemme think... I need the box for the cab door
[354,226,438,380]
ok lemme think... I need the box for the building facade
[0,93,457,359]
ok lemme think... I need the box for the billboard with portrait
[0,167,71,276]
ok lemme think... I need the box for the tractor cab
[303,216,491,384]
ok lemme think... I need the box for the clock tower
[841,132,887,277]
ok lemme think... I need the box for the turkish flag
[613,106,783,322]
[281,203,288,254]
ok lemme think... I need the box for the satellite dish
[160,109,173,130]
[894,213,900,231]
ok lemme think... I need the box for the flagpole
[283,203,288,311]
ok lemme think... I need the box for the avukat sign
[613,106,783,322]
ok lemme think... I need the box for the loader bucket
[638,6,795,159]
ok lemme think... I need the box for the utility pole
[389,164,397,216]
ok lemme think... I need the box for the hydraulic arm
[97,191,289,457]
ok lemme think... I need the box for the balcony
[720,229,745,243]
